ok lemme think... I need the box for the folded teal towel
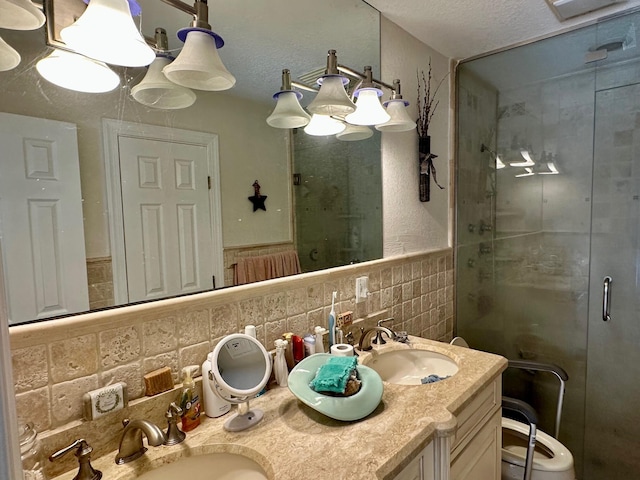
[309,356,358,393]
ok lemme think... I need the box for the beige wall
[381,17,452,255]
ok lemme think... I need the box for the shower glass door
[456,8,640,479]
[584,35,640,476]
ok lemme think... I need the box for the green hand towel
[309,356,358,393]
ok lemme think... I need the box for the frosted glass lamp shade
[0,0,45,30]
[345,88,390,126]
[0,35,20,71]
[376,99,416,132]
[307,75,356,116]
[132,56,196,109]
[36,49,120,93]
[304,114,345,136]
[336,123,373,141]
[60,0,155,67]
[266,91,311,128]
[163,30,236,91]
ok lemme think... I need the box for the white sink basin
[136,453,269,480]
[363,348,459,385]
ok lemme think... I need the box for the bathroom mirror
[210,333,272,432]
[0,0,382,325]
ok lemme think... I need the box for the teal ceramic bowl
[288,353,383,421]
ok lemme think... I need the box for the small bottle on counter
[19,422,48,480]
[178,365,201,431]
[303,334,316,356]
[314,326,326,353]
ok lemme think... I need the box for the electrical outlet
[355,276,369,303]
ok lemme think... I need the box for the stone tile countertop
[52,337,507,480]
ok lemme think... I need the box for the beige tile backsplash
[10,249,454,447]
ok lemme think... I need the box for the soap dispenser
[178,365,201,431]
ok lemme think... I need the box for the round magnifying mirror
[210,333,272,431]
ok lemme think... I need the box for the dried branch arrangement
[416,58,448,137]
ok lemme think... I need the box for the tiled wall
[10,249,453,437]
[86,257,114,310]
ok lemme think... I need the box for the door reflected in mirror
[0,0,381,325]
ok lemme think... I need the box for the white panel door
[0,112,89,324]
[118,136,214,303]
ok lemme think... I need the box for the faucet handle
[49,439,102,480]
[164,402,186,446]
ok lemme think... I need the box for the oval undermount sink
[136,453,269,480]
[363,348,459,385]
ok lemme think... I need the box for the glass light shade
[539,162,560,174]
[510,148,536,167]
[304,114,345,136]
[307,75,356,116]
[36,49,120,93]
[336,123,373,141]
[495,155,506,169]
[266,91,311,128]
[345,88,390,126]
[0,35,20,71]
[131,56,196,109]
[515,167,535,177]
[376,99,415,132]
[60,0,155,68]
[163,30,236,91]
[0,0,45,30]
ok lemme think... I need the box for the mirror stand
[223,401,264,432]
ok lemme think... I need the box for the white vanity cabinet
[393,377,502,480]
[393,441,435,480]
[450,377,502,480]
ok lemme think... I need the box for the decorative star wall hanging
[248,180,267,212]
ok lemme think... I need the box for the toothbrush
[328,291,337,347]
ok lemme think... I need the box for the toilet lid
[501,417,575,472]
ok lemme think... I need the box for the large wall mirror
[0,0,381,325]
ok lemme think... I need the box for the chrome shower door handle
[603,276,612,322]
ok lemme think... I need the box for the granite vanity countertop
[53,337,507,480]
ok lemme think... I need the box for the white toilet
[501,417,575,480]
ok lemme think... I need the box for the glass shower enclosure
[456,8,640,479]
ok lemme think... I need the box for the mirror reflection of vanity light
[210,333,272,432]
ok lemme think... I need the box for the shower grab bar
[508,360,567,439]
[603,276,612,322]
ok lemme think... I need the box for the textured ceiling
[366,0,640,60]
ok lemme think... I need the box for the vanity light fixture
[60,0,155,68]
[268,49,414,139]
[131,28,197,109]
[0,35,21,71]
[345,66,391,126]
[376,80,416,132]
[538,161,560,175]
[0,0,45,30]
[307,50,357,116]
[162,0,236,91]
[36,48,120,93]
[266,69,311,128]
[303,113,346,136]
[336,123,374,141]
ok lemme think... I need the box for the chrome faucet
[358,326,397,351]
[372,319,394,345]
[115,419,167,465]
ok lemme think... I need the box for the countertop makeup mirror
[210,333,272,432]
[0,0,382,325]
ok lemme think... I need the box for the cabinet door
[450,410,501,480]
[394,441,435,480]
